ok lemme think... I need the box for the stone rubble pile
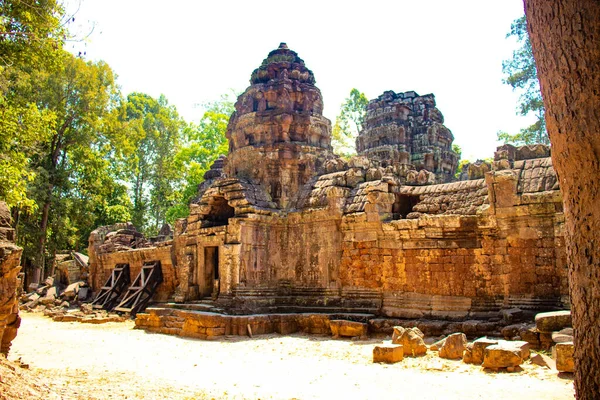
[20,276,90,312]
[43,303,126,324]
[98,228,150,253]
[369,309,574,374]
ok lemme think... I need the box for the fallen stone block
[39,295,56,305]
[439,333,467,360]
[60,315,81,322]
[330,320,368,339]
[501,323,530,340]
[392,326,427,356]
[62,282,81,299]
[373,344,404,363]
[535,310,571,333]
[483,345,522,369]
[462,343,473,363]
[429,337,446,351]
[471,337,498,364]
[553,342,574,373]
[28,283,40,292]
[552,329,574,344]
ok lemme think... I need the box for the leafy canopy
[332,88,368,157]
[498,16,548,146]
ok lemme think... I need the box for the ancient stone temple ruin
[88,44,568,337]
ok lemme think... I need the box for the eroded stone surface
[330,320,368,339]
[391,326,427,356]
[482,341,530,370]
[471,337,499,364]
[373,344,403,363]
[553,342,574,372]
[0,201,22,355]
[439,333,467,360]
[357,90,459,184]
[535,310,572,333]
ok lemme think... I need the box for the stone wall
[90,240,176,302]
[87,44,568,322]
[0,202,22,355]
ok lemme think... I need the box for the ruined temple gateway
[89,44,568,326]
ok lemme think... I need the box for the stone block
[551,330,573,344]
[552,342,574,373]
[535,310,571,332]
[373,344,403,363]
[391,326,427,356]
[483,344,523,369]
[330,320,368,339]
[430,337,446,351]
[471,337,498,364]
[439,333,467,360]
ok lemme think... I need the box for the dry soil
[4,313,575,399]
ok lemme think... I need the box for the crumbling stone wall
[87,45,568,320]
[0,202,22,355]
[88,225,175,301]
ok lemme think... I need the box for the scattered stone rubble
[19,255,128,324]
[370,309,574,373]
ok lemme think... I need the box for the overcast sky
[65,0,530,161]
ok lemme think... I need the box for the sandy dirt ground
[5,312,574,400]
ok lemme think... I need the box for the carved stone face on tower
[224,43,334,209]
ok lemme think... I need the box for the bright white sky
[65,0,530,161]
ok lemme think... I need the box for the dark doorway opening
[203,246,220,298]
[205,197,234,227]
[393,194,421,219]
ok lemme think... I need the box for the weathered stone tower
[225,43,334,209]
[357,90,459,183]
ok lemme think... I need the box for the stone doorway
[393,193,420,219]
[202,246,220,298]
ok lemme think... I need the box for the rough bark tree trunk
[36,197,51,282]
[524,1,600,398]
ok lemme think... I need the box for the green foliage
[0,0,66,208]
[452,144,462,157]
[332,88,368,157]
[500,16,548,145]
[118,92,185,235]
[13,51,126,274]
[0,1,235,278]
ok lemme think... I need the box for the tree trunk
[524,1,600,398]
[36,197,51,282]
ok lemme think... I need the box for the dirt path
[7,313,574,399]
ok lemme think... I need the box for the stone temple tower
[224,43,334,209]
[357,90,460,183]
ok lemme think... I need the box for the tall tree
[524,1,600,398]
[18,51,122,278]
[119,93,184,234]
[0,0,65,208]
[332,88,368,157]
[498,15,548,145]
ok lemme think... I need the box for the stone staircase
[156,299,227,314]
